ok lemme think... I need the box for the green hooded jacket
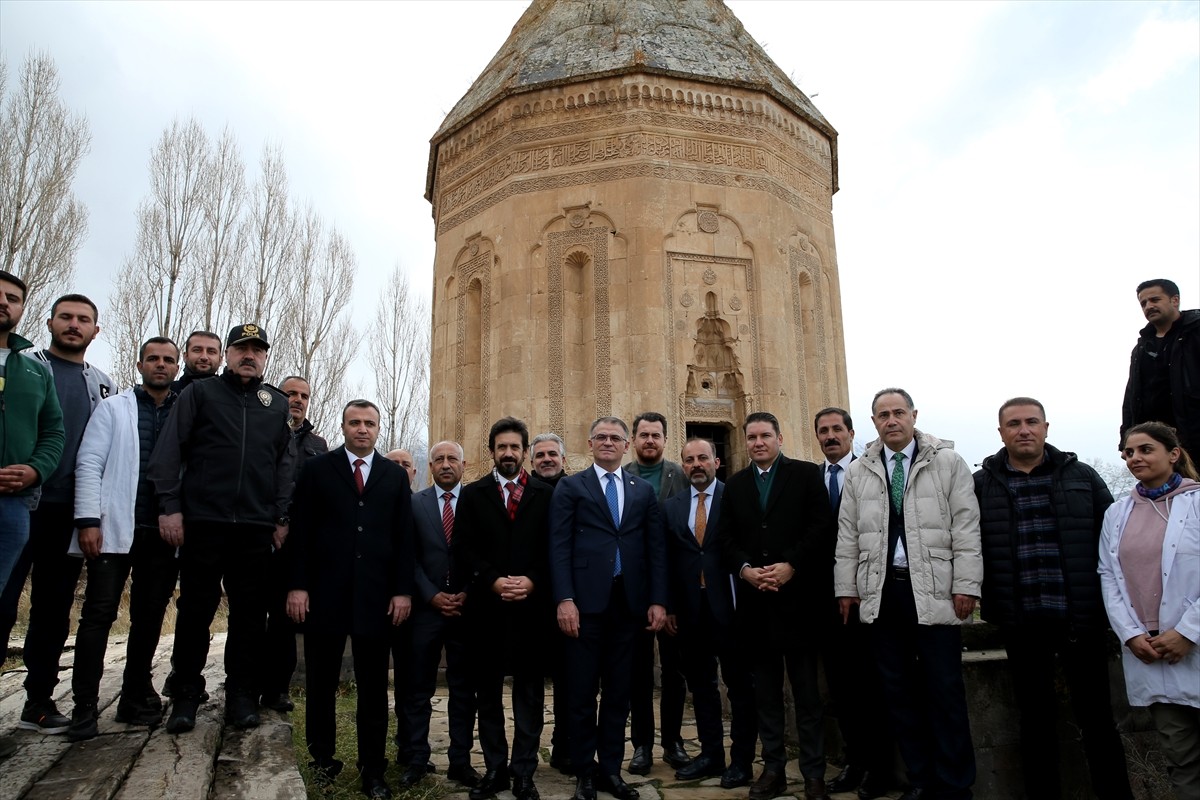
[1,332,65,495]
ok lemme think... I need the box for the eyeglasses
[590,434,627,444]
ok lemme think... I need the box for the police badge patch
[257,389,272,407]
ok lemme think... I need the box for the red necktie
[441,491,454,545]
[353,458,366,495]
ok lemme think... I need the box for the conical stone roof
[429,0,836,194]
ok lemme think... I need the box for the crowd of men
[0,268,1196,800]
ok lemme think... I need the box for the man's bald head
[385,449,418,485]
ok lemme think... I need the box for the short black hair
[1136,279,1180,298]
[0,270,27,300]
[488,416,530,450]
[138,336,178,361]
[342,398,381,422]
[871,387,915,414]
[813,407,852,432]
[589,416,630,437]
[743,411,780,435]
[184,330,221,349]
[50,293,98,322]
[997,396,1045,423]
[632,411,668,438]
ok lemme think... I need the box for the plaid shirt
[1006,454,1067,619]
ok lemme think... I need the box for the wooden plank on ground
[212,715,306,800]
[23,731,147,800]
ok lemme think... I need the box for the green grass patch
[291,684,449,800]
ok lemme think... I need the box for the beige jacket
[834,429,983,625]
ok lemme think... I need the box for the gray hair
[871,387,915,414]
[531,432,566,459]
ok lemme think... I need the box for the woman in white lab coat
[1099,421,1200,799]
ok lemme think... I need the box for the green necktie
[890,452,905,512]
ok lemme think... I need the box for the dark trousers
[823,603,894,777]
[123,527,180,697]
[753,636,825,778]
[630,627,686,750]
[261,547,297,699]
[1003,624,1133,800]
[170,522,272,698]
[72,552,132,704]
[305,629,390,773]
[401,607,475,766]
[18,502,84,701]
[550,630,570,756]
[678,592,757,768]
[477,664,545,776]
[390,622,414,763]
[872,576,975,800]
[566,583,638,776]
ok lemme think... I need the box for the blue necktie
[605,472,622,576]
[828,463,841,512]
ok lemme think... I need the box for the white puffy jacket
[71,390,141,556]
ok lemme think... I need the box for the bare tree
[106,258,158,389]
[234,144,293,334]
[368,265,430,452]
[1089,457,1136,499]
[273,207,356,436]
[0,51,91,337]
[189,126,245,335]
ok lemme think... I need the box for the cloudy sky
[1,0,1197,470]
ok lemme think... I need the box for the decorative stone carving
[454,250,492,445]
[729,295,742,311]
[702,268,717,285]
[547,226,611,433]
[680,292,694,308]
[697,210,719,233]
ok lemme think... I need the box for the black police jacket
[149,369,294,528]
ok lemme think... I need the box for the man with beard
[663,438,757,789]
[260,375,329,713]
[66,337,181,739]
[455,417,554,800]
[0,271,64,601]
[397,441,481,790]
[171,330,223,392]
[288,399,413,799]
[7,294,114,735]
[531,433,568,486]
[150,324,294,734]
[623,412,690,775]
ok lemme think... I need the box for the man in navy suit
[814,408,893,800]
[287,399,413,799]
[549,416,668,800]
[396,441,481,790]
[662,438,757,788]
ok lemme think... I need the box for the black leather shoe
[804,777,830,800]
[513,775,540,800]
[662,740,692,769]
[627,746,652,776]
[748,769,787,800]
[399,763,433,788]
[897,789,926,800]
[362,773,392,799]
[829,764,864,794]
[260,693,294,712]
[448,763,482,788]
[597,774,639,800]
[675,755,724,780]
[574,775,597,800]
[550,749,572,774]
[857,773,889,800]
[308,758,344,785]
[224,693,260,729]
[469,766,511,800]
[165,697,198,734]
[720,763,752,789]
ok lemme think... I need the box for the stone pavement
[0,633,304,800]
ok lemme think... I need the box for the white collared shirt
[435,482,462,513]
[593,463,625,522]
[882,438,918,568]
[688,482,715,536]
[346,449,374,485]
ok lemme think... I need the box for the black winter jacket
[1122,308,1200,454]
[148,369,294,527]
[973,444,1113,631]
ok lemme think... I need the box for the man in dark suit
[549,416,669,800]
[623,411,690,776]
[455,417,553,800]
[662,438,757,788]
[287,399,414,799]
[720,412,834,800]
[813,408,893,800]
[397,440,481,789]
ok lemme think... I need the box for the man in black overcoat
[288,399,414,799]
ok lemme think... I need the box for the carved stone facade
[427,1,848,475]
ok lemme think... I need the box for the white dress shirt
[593,463,625,521]
[688,482,715,536]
